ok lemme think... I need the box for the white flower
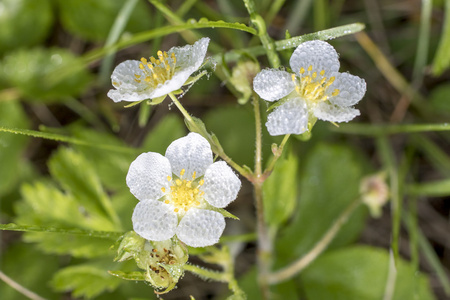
[127,132,241,247]
[253,40,366,136]
[108,38,210,103]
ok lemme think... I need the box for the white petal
[266,98,309,136]
[290,40,340,76]
[202,161,241,208]
[253,69,295,102]
[176,208,225,247]
[148,38,210,99]
[132,200,178,241]
[126,152,171,201]
[328,72,366,107]
[165,132,213,178]
[313,102,360,122]
[170,37,210,72]
[108,60,153,103]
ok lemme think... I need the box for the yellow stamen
[199,179,205,186]
[332,89,340,96]
[165,200,170,204]
[307,65,313,72]
[300,67,305,74]
[320,70,325,76]
[167,176,172,182]
[180,169,186,176]
[192,171,196,180]
[176,179,182,186]
[161,187,166,193]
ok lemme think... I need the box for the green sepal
[183,70,208,86]
[205,204,239,220]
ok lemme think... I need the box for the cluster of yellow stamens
[161,169,205,213]
[134,50,177,88]
[292,65,340,103]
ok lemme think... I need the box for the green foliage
[57,0,152,42]
[263,150,298,227]
[0,48,92,102]
[203,106,273,168]
[429,84,450,113]
[301,246,436,300]
[140,114,186,154]
[51,262,122,298]
[48,147,121,229]
[432,0,450,75]
[276,143,368,262]
[0,243,59,300]
[0,101,29,197]
[0,0,53,54]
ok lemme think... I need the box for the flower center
[292,65,340,103]
[134,50,177,88]
[161,169,204,213]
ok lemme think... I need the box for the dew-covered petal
[253,69,295,102]
[201,161,241,208]
[132,200,178,241]
[176,208,225,247]
[170,37,209,72]
[126,152,172,201]
[290,40,340,76]
[165,132,213,179]
[107,60,152,103]
[313,102,360,122]
[328,72,367,107]
[266,98,309,136]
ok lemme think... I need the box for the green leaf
[301,246,436,300]
[48,147,121,229]
[51,262,122,299]
[432,0,450,75]
[0,47,92,102]
[70,126,135,191]
[276,143,367,263]
[429,84,450,113]
[263,150,298,227]
[57,0,152,42]
[0,243,59,300]
[0,0,53,53]
[0,101,29,197]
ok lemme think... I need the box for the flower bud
[360,173,389,218]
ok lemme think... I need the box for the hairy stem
[168,93,251,180]
[252,94,271,299]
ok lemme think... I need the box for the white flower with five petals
[108,38,210,103]
[127,133,241,247]
[253,40,366,136]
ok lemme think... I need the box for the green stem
[0,271,47,300]
[252,93,271,298]
[168,93,250,180]
[267,197,361,284]
[242,0,281,68]
[183,264,228,282]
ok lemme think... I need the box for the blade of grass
[412,0,432,87]
[417,226,450,296]
[0,126,136,154]
[336,123,450,136]
[282,0,313,35]
[411,134,450,176]
[99,0,139,86]
[407,178,450,197]
[432,0,450,75]
[314,0,328,31]
[0,223,123,240]
[376,136,400,264]
[176,0,198,17]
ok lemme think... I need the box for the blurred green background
[0,0,449,299]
